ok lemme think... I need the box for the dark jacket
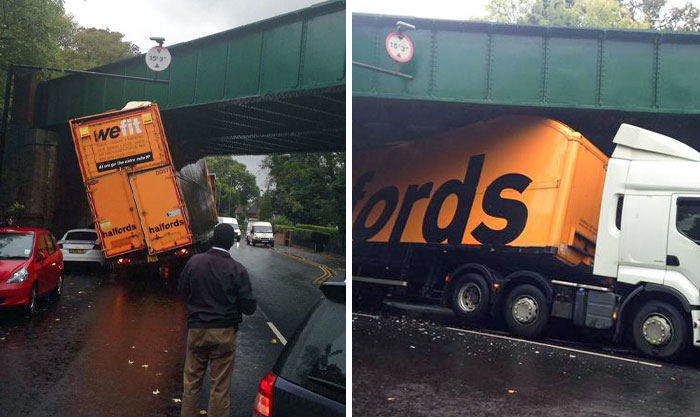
[178,248,256,329]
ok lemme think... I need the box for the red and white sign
[385,31,414,63]
[145,46,171,72]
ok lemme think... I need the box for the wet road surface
[353,305,700,417]
[0,242,341,417]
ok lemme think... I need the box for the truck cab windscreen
[253,226,272,233]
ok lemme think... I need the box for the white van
[217,216,241,241]
[246,221,274,247]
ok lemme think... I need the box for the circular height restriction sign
[145,46,171,72]
[385,31,414,63]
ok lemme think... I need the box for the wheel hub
[457,283,481,312]
[642,314,673,346]
[512,296,538,324]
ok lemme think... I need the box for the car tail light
[173,248,189,256]
[253,372,276,417]
[116,257,131,265]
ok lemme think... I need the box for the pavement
[353,308,700,417]
[0,241,338,417]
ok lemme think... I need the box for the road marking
[271,248,333,285]
[267,321,287,345]
[445,327,663,368]
[352,312,380,319]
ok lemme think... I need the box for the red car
[0,227,64,315]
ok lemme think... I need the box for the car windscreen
[274,298,346,404]
[65,231,97,241]
[0,233,34,259]
[252,226,272,233]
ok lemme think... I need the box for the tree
[59,27,140,70]
[1,0,140,114]
[261,152,345,234]
[486,0,700,31]
[205,156,260,219]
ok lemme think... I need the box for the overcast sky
[352,0,700,20]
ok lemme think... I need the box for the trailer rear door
[86,171,146,258]
[130,167,193,254]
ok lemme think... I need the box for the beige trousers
[181,327,238,417]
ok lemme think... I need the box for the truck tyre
[504,284,549,339]
[631,300,689,361]
[449,273,490,320]
[270,241,274,248]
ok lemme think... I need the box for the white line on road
[352,312,380,319]
[445,327,663,368]
[267,321,287,345]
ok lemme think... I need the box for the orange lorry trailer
[69,102,217,269]
[353,115,608,267]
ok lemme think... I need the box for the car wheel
[632,300,689,361]
[246,238,250,245]
[504,284,550,339]
[28,284,38,316]
[270,242,274,248]
[450,273,490,320]
[53,275,63,299]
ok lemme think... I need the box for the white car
[217,216,241,241]
[58,229,107,268]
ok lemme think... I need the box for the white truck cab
[246,221,274,247]
[595,124,700,351]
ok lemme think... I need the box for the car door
[44,233,61,289]
[34,233,50,295]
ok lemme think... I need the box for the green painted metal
[353,13,700,115]
[35,0,346,127]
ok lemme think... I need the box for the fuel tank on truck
[352,116,609,267]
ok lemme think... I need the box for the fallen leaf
[569,354,576,358]
[164,350,168,353]
[132,346,136,349]
[128,360,134,365]
[173,398,182,403]
[152,389,160,395]
[409,345,415,349]
[55,318,60,322]
[141,364,149,368]
[199,411,207,415]
[387,397,396,402]
[271,339,278,344]
[507,389,517,395]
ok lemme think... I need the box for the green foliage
[261,152,345,235]
[206,156,260,218]
[0,0,140,114]
[271,215,294,227]
[486,0,700,30]
[59,27,140,70]
[296,223,339,237]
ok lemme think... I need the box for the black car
[253,281,345,417]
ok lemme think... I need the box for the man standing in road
[178,223,256,417]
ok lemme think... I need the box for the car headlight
[6,267,28,284]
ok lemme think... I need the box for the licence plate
[69,249,86,254]
[147,255,158,263]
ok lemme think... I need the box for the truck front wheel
[450,273,490,320]
[504,284,550,339]
[632,300,688,361]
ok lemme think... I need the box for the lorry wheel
[449,273,490,320]
[504,284,549,339]
[632,301,689,361]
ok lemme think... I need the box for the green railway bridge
[353,13,700,154]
